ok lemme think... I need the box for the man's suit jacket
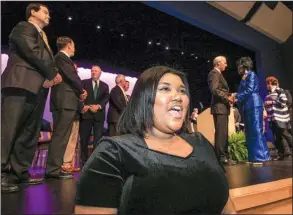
[81,79,110,122]
[50,52,83,112]
[1,21,57,95]
[208,69,231,115]
[284,89,292,108]
[284,89,292,120]
[107,85,127,123]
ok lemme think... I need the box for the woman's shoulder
[90,134,144,164]
[248,70,257,79]
[98,134,144,149]
[104,133,141,142]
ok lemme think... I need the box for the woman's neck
[146,128,176,142]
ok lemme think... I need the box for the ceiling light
[120,34,124,37]
[148,41,152,45]
[96,25,101,29]
[181,52,184,55]
[195,56,198,59]
[207,60,210,63]
[165,46,169,50]
[68,16,72,21]
[191,53,195,56]
[156,42,161,45]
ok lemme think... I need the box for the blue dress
[236,71,270,162]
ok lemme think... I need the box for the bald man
[208,56,236,165]
[107,74,127,136]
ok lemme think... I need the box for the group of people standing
[208,56,292,165]
[1,3,130,193]
[1,2,291,214]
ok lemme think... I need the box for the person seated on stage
[265,76,292,160]
[233,106,242,132]
[75,66,236,215]
[38,119,53,142]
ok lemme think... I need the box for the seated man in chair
[38,119,53,142]
[33,119,53,167]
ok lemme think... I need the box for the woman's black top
[76,132,229,215]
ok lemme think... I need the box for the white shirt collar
[118,85,127,97]
[28,21,42,33]
[92,79,100,93]
[60,50,70,58]
[92,79,99,85]
[214,67,221,73]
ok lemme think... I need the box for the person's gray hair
[213,56,226,67]
[115,74,125,84]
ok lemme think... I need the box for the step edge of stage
[237,197,292,214]
[229,178,292,211]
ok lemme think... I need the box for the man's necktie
[40,30,53,54]
[94,81,98,100]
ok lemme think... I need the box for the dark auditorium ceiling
[1,1,255,107]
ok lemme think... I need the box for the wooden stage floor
[226,158,292,189]
[2,158,292,214]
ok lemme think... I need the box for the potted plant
[228,131,248,162]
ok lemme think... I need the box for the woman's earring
[144,133,150,139]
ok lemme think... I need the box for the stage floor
[2,159,292,215]
[226,158,292,189]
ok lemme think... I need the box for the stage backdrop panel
[197,107,235,145]
[1,53,137,128]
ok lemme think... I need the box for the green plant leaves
[228,131,248,161]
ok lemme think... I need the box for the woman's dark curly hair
[236,57,253,70]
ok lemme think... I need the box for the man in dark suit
[208,56,236,165]
[283,89,292,150]
[107,74,127,136]
[79,65,110,165]
[45,37,86,179]
[284,89,292,134]
[1,3,62,193]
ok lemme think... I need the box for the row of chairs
[32,131,95,168]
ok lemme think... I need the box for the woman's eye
[159,87,170,91]
[180,89,187,94]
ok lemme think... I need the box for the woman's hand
[264,100,274,105]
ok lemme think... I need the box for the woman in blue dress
[235,57,270,163]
